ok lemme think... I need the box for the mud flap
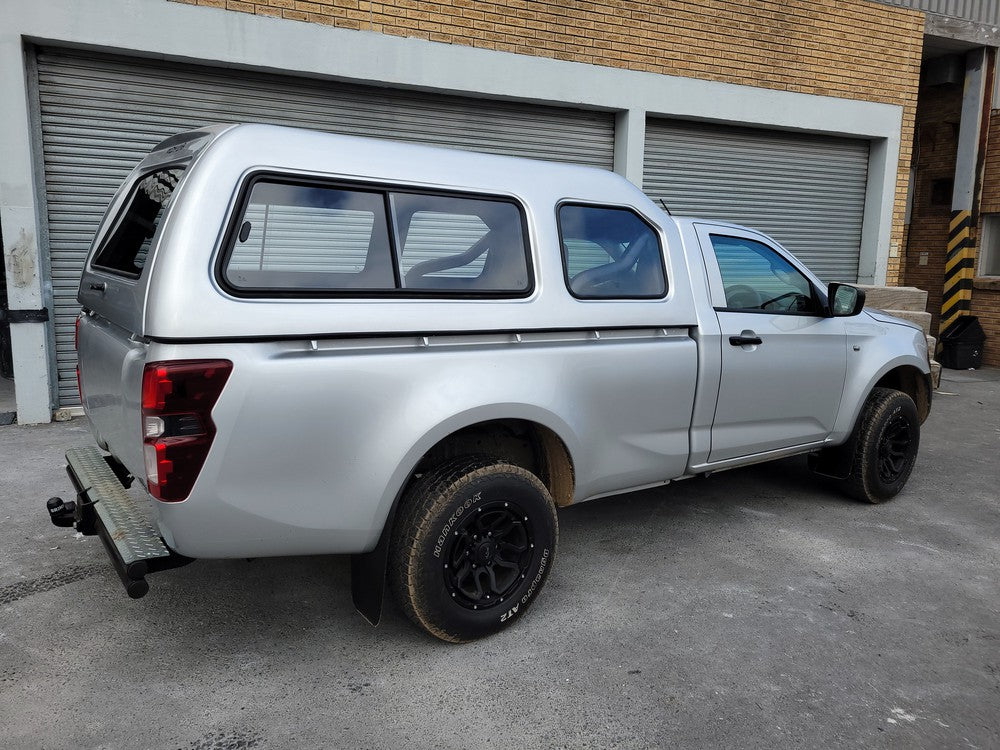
[808,435,857,480]
[350,498,401,626]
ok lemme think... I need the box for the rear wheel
[841,387,920,503]
[389,456,558,642]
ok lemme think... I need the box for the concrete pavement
[1,370,998,749]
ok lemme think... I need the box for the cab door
[695,224,849,463]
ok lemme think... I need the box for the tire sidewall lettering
[519,547,550,606]
[433,491,482,558]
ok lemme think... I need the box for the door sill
[689,440,828,475]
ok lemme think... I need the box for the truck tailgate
[77,313,148,479]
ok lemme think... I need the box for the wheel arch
[832,354,931,443]
[812,361,929,481]
[872,364,932,424]
[351,406,579,626]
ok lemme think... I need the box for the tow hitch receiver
[46,496,78,527]
[47,446,192,598]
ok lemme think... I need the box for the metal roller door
[35,48,615,406]
[643,119,870,282]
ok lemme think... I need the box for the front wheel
[842,387,920,503]
[389,456,558,642]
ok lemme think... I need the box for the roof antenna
[658,198,672,216]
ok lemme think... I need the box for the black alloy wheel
[389,455,558,642]
[442,500,534,610]
[842,387,920,503]
[877,412,913,484]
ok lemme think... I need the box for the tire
[389,456,558,643]
[841,387,920,504]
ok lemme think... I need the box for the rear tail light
[141,360,232,502]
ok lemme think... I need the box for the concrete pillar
[613,109,646,187]
[0,38,54,424]
[942,47,989,335]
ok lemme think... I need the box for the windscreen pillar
[943,48,988,335]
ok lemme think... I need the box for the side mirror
[828,283,866,317]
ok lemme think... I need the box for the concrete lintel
[6,0,905,140]
[925,14,1000,48]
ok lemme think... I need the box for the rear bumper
[46,446,192,597]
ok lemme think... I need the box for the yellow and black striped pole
[941,209,975,335]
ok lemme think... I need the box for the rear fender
[351,404,579,625]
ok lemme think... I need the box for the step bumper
[48,446,192,598]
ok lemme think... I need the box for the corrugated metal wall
[33,47,615,406]
[873,0,1000,26]
[644,119,871,282]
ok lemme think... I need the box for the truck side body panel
[148,329,697,558]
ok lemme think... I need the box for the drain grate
[0,411,15,426]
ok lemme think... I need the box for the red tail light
[141,360,232,502]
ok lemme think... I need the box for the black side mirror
[828,283,866,317]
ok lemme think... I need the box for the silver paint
[76,124,930,560]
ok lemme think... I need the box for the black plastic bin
[939,315,986,370]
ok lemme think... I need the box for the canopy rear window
[91,167,185,278]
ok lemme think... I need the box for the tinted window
[710,235,820,314]
[224,182,394,291]
[393,193,529,292]
[559,205,666,299]
[92,167,184,277]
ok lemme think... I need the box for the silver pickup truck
[46,124,931,642]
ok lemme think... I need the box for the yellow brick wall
[168,0,924,284]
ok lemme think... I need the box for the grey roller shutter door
[34,48,614,406]
[643,119,870,282]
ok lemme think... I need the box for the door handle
[89,282,107,293]
[729,334,762,346]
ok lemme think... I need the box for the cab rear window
[92,167,185,278]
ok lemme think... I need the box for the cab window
[710,235,820,314]
[558,204,666,299]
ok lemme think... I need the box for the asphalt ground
[2,369,999,749]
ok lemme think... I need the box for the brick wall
[971,285,1000,367]
[972,111,1000,367]
[903,80,964,335]
[169,0,924,284]
[980,111,1000,213]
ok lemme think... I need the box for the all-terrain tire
[841,387,920,504]
[388,456,558,643]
